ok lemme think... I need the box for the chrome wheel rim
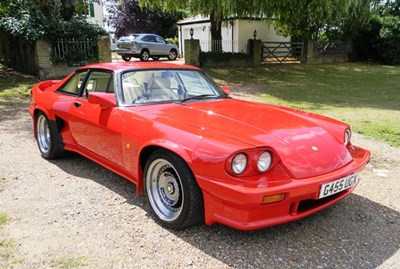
[146,159,183,222]
[37,115,50,153]
[142,51,149,61]
[169,51,177,60]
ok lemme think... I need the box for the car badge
[312,146,319,152]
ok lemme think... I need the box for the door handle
[73,101,81,108]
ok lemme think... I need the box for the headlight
[257,151,272,172]
[344,128,352,146]
[232,153,247,174]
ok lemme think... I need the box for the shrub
[199,52,249,67]
[165,37,179,47]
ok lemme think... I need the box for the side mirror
[88,92,117,109]
[220,85,230,95]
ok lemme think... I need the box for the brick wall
[35,39,76,79]
[35,37,111,79]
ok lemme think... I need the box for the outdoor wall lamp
[190,28,194,39]
[253,29,257,40]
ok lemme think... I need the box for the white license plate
[319,173,359,199]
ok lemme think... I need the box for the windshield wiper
[177,94,217,103]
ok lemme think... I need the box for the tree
[353,0,400,64]
[266,0,372,42]
[106,0,185,38]
[138,0,372,51]
[0,0,106,41]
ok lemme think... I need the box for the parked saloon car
[29,62,370,231]
[115,34,178,62]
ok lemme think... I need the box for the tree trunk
[210,11,222,52]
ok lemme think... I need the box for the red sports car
[29,62,370,230]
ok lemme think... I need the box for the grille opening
[297,191,347,214]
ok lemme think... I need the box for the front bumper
[196,146,370,230]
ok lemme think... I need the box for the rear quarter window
[57,71,87,95]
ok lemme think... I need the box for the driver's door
[67,70,125,167]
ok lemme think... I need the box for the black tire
[140,50,150,61]
[152,56,160,61]
[121,55,132,62]
[144,149,204,229]
[35,111,65,159]
[168,49,177,60]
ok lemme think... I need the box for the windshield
[121,70,225,105]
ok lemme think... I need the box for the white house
[177,15,290,56]
[84,1,104,26]
[84,1,117,50]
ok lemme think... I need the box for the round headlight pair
[232,151,272,175]
[344,128,352,146]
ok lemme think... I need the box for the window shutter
[89,2,95,17]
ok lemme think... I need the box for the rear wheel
[121,55,131,62]
[35,112,64,159]
[168,49,177,60]
[140,50,150,61]
[144,149,203,229]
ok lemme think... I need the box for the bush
[0,2,107,65]
[376,16,400,65]
[352,5,400,65]
[199,52,249,67]
[165,37,179,47]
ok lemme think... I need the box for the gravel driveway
[0,99,399,269]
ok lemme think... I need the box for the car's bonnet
[133,98,353,179]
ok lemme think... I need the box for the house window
[89,2,95,17]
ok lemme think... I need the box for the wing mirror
[88,92,117,109]
[220,85,230,95]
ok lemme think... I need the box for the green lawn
[0,63,399,147]
[207,63,400,147]
[0,68,37,107]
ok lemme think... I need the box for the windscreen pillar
[184,39,200,66]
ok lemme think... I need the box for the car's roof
[81,62,200,72]
[119,33,159,38]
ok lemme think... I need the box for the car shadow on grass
[50,154,399,269]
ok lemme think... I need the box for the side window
[142,35,156,42]
[82,71,114,98]
[57,71,87,95]
[155,36,165,44]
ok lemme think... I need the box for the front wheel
[35,112,64,159]
[144,149,203,229]
[168,49,177,60]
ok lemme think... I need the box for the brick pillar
[184,39,200,66]
[98,36,111,63]
[35,39,53,79]
[248,39,262,66]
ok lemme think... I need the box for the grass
[50,256,89,269]
[0,66,37,108]
[0,212,8,225]
[207,63,400,147]
[0,212,21,267]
